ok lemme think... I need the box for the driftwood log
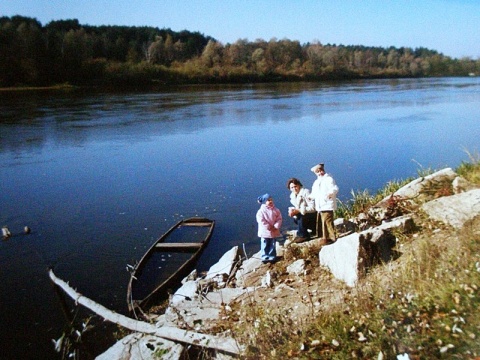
[48,269,240,356]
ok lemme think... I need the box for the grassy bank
[230,153,480,359]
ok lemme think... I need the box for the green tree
[61,28,92,82]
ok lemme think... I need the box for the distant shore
[0,83,78,92]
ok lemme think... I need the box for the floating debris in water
[2,226,11,238]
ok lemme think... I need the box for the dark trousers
[295,212,317,238]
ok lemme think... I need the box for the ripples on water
[0,78,479,358]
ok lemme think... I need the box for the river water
[1,78,479,358]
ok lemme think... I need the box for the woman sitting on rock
[286,178,316,243]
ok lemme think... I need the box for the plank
[181,222,212,227]
[154,242,203,249]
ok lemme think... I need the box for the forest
[1,15,479,88]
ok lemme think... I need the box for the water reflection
[2,79,477,157]
[0,78,479,359]
[377,112,434,123]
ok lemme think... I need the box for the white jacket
[310,173,339,211]
[289,187,315,215]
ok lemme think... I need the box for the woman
[286,178,316,243]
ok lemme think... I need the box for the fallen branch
[48,269,241,356]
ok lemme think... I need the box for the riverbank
[95,161,480,359]
[0,83,79,92]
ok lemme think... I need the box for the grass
[230,153,480,359]
[335,177,414,221]
[457,148,480,185]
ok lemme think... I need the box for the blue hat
[257,193,271,204]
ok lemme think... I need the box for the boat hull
[127,217,215,315]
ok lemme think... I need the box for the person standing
[309,163,339,244]
[256,193,282,263]
[286,178,316,243]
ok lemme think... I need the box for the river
[0,78,479,359]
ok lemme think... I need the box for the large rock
[422,189,480,229]
[319,215,413,286]
[206,246,239,279]
[235,251,264,288]
[319,232,361,287]
[377,168,457,207]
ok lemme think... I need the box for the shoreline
[95,167,480,358]
[0,83,78,92]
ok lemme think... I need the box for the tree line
[1,15,479,88]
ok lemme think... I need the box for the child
[256,193,282,264]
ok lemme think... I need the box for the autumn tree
[201,40,224,67]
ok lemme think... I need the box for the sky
[3,0,480,59]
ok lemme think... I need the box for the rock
[377,168,457,206]
[96,333,183,360]
[261,270,272,287]
[235,251,264,287]
[206,246,239,280]
[319,215,412,286]
[170,281,198,306]
[422,189,480,229]
[161,246,255,331]
[164,296,222,330]
[181,269,198,284]
[452,176,480,194]
[319,232,361,287]
[357,228,398,268]
[378,215,415,233]
[368,206,390,222]
[275,241,284,257]
[287,259,306,276]
[165,285,249,330]
[204,287,249,305]
[334,218,356,236]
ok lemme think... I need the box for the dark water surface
[1,78,479,358]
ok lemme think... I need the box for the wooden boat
[127,217,215,316]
